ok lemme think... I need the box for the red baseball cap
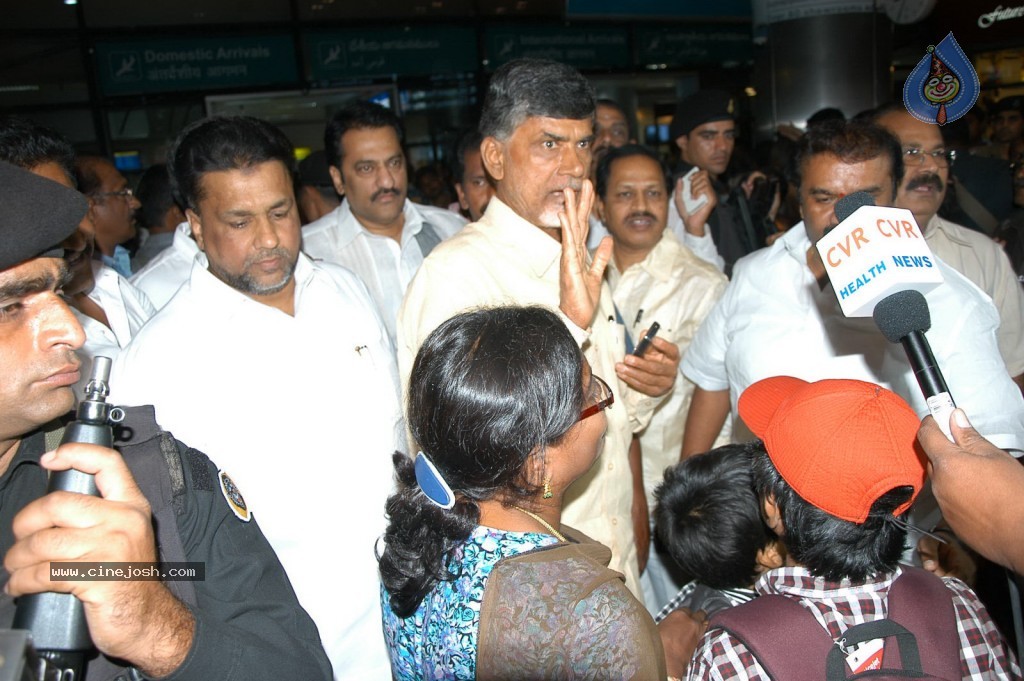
[738,376,926,523]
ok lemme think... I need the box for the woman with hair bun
[378,305,665,680]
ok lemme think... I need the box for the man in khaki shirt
[398,58,680,599]
[595,144,728,613]
[875,106,1024,389]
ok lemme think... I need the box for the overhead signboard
[931,0,1024,48]
[637,25,753,66]
[568,0,751,19]
[306,27,477,81]
[95,35,297,96]
[483,26,629,70]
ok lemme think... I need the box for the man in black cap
[0,160,331,680]
[976,95,1023,162]
[668,90,761,276]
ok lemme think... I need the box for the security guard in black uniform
[0,160,332,680]
[670,90,769,277]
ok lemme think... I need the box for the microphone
[834,191,874,223]
[13,357,125,678]
[814,191,943,317]
[872,290,956,439]
[820,193,955,439]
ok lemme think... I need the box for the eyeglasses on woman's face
[580,374,614,422]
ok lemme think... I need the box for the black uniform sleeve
[157,445,332,681]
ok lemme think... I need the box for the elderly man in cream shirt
[398,59,680,601]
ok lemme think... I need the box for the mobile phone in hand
[679,168,709,215]
[633,322,661,357]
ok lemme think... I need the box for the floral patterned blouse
[381,525,559,680]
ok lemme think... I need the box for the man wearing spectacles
[875,105,1024,391]
[75,156,140,278]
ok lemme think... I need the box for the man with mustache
[594,144,727,613]
[303,101,466,345]
[0,160,332,680]
[112,115,403,677]
[398,58,682,600]
[874,105,1024,390]
[680,120,1024,484]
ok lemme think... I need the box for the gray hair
[479,58,596,141]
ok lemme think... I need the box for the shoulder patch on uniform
[218,470,251,522]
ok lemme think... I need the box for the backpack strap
[952,181,999,235]
[118,427,198,610]
[825,618,923,679]
[712,569,962,681]
[42,416,195,611]
[883,567,961,680]
[413,221,442,257]
[710,594,834,681]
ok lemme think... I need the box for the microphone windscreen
[835,191,876,223]
[872,289,932,342]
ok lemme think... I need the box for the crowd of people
[1,54,1023,679]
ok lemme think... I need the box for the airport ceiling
[7,0,566,30]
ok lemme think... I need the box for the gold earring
[543,475,553,499]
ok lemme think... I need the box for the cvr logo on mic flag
[816,204,944,317]
[903,32,979,126]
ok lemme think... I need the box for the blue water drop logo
[903,32,979,126]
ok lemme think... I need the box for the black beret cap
[669,90,736,142]
[0,160,87,272]
[298,150,334,188]
[992,96,1023,116]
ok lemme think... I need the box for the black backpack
[709,567,961,680]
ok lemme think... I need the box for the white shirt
[924,214,1024,377]
[73,262,156,397]
[129,222,203,310]
[112,254,402,679]
[667,193,726,273]
[302,199,465,344]
[397,197,666,599]
[681,222,1024,453]
[605,231,728,507]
